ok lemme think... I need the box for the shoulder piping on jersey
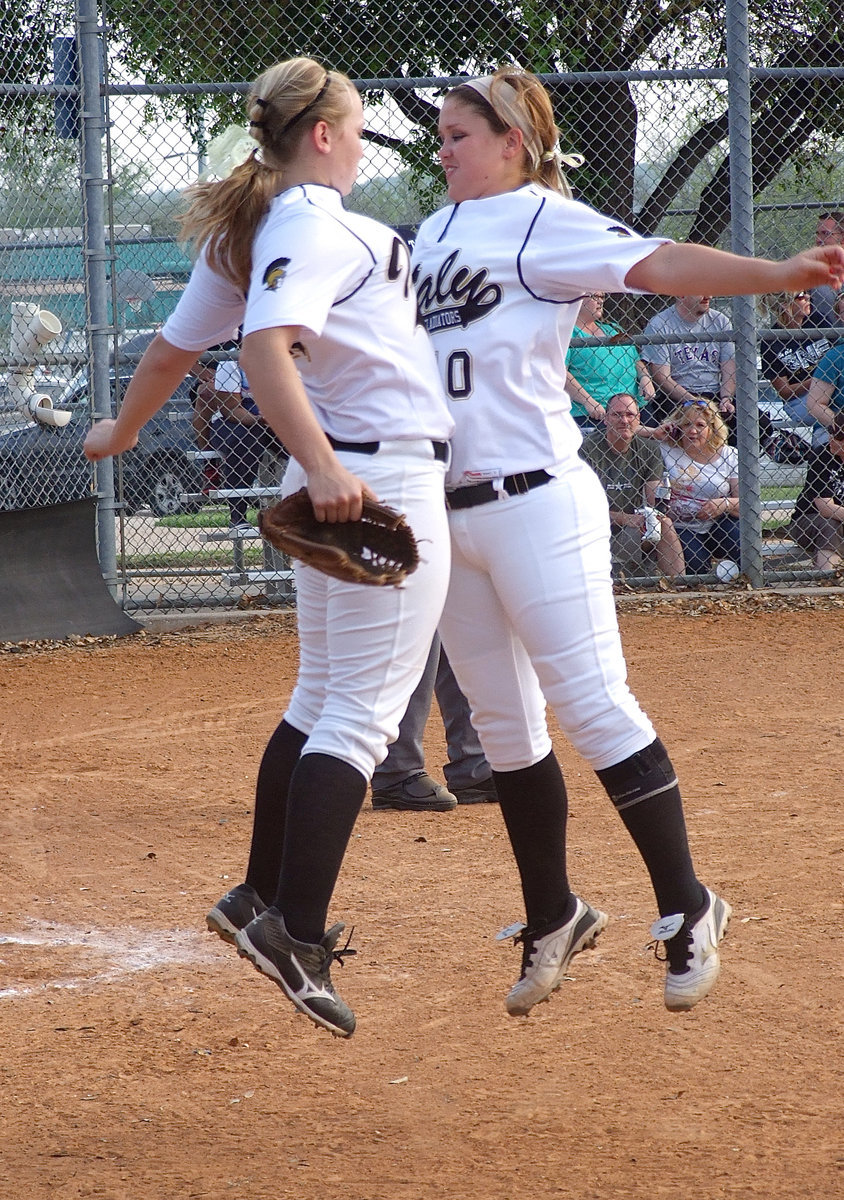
[435,205,461,243]
[516,195,581,307]
[298,189,377,306]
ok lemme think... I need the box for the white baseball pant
[283,439,451,780]
[439,458,655,773]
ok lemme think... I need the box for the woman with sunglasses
[761,290,830,438]
[412,65,844,1018]
[660,399,740,574]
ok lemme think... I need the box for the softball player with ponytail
[412,67,844,1015]
[85,57,452,1038]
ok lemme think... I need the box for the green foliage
[5,0,844,245]
[0,112,155,229]
[100,0,844,233]
[0,110,79,225]
[0,0,73,87]
[347,171,445,227]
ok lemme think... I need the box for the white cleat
[653,887,732,1012]
[505,897,608,1016]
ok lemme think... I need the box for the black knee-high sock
[244,719,308,904]
[274,752,368,945]
[595,737,705,918]
[492,751,573,931]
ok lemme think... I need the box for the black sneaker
[371,771,457,812]
[452,776,498,805]
[206,883,267,945]
[235,908,357,1038]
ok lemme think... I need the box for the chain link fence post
[78,0,118,595]
[726,0,764,587]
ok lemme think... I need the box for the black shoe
[452,776,498,805]
[371,770,457,811]
[206,882,267,945]
[235,908,357,1038]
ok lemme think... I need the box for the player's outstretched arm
[626,243,844,298]
[83,333,200,461]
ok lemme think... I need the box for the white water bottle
[639,505,662,545]
[654,475,671,516]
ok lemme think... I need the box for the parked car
[0,371,205,516]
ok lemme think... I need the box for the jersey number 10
[446,349,473,400]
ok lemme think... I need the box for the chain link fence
[2,0,844,610]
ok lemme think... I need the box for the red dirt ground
[1,593,842,1199]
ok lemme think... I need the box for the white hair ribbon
[463,76,583,196]
[202,125,256,180]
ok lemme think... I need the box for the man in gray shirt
[641,295,736,426]
[809,212,844,331]
[580,392,685,578]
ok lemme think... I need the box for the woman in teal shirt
[807,291,844,445]
[566,292,656,427]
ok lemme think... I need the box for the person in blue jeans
[211,359,286,529]
[659,399,740,576]
[371,636,497,811]
[807,291,844,447]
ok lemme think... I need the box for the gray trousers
[372,635,490,789]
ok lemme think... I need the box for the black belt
[327,435,448,463]
[446,470,552,510]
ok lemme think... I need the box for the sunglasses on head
[681,399,712,408]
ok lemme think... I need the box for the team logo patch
[606,225,633,238]
[412,250,502,333]
[263,257,291,290]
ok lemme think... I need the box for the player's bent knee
[595,737,678,811]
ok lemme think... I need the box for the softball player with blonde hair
[412,66,844,1016]
[85,57,453,1038]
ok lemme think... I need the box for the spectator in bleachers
[761,290,830,430]
[188,357,226,491]
[789,414,844,570]
[565,291,658,429]
[580,391,685,578]
[758,292,825,456]
[807,290,844,450]
[640,295,736,427]
[210,358,286,531]
[188,360,220,451]
[659,398,740,576]
[808,213,844,331]
[643,293,785,453]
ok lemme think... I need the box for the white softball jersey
[163,184,453,445]
[164,184,453,780]
[412,183,669,487]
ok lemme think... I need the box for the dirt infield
[2,595,842,1200]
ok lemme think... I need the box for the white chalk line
[0,919,224,999]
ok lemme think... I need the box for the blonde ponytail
[178,57,355,292]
